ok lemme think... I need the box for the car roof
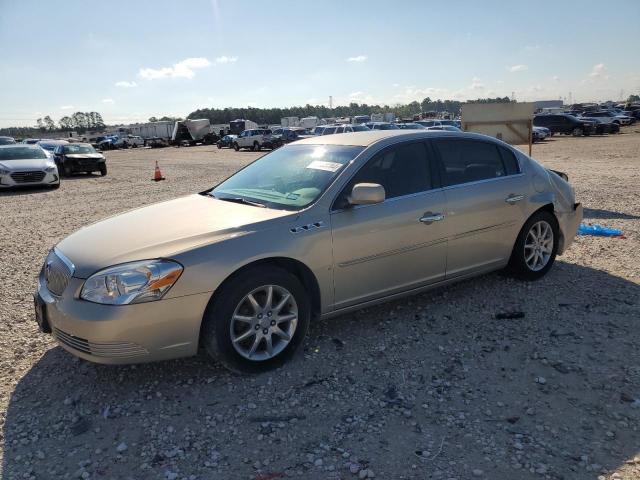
[293,129,488,147]
[0,143,41,149]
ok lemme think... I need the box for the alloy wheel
[230,285,298,361]
[524,220,554,271]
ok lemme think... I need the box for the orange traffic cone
[152,161,165,181]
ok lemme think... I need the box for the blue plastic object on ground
[577,223,623,237]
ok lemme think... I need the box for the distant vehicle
[280,117,299,128]
[229,119,259,135]
[318,124,370,135]
[0,144,60,189]
[579,116,620,134]
[53,143,107,176]
[352,115,370,125]
[216,135,237,149]
[114,135,144,149]
[172,119,219,145]
[270,128,314,144]
[312,125,325,135]
[415,120,442,128]
[587,111,632,125]
[396,123,427,130]
[233,129,280,151]
[145,137,169,148]
[37,139,69,157]
[532,126,550,142]
[425,125,462,132]
[299,116,320,129]
[0,136,16,145]
[365,122,400,130]
[533,114,595,136]
[22,138,41,144]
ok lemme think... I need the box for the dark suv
[533,114,595,136]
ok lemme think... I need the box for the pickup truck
[114,135,145,148]
[233,129,281,151]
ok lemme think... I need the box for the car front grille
[44,250,73,296]
[10,171,46,183]
[54,328,148,358]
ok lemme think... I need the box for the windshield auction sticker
[306,160,342,172]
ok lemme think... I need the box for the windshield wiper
[211,194,266,208]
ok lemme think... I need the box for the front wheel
[253,141,261,152]
[233,143,239,151]
[63,163,72,177]
[201,266,310,374]
[100,165,107,176]
[508,210,559,281]
[572,127,583,136]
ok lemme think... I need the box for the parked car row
[533,111,628,137]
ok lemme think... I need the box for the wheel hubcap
[230,285,298,361]
[524,220,553,271]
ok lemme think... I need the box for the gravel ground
[1,130,639,480]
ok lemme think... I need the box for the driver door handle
[420,212,445,224]
[505,194,524,204]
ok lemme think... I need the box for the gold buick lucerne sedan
[35,130,582,372]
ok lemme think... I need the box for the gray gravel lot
[1,131,639,480]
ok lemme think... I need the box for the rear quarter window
[434,139,507,186]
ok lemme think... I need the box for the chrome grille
[10,171,46,183]
[54,328,148,358]
[44,250,73,296]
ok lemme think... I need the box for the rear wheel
[201,266,310,373]
[508,210,559,281]
[253,141,261,152]
[572,127,583,136]
[233,142,239,151]
[62,163,72,177]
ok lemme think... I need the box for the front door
[330,141,447,310]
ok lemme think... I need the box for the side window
[336,126,345,133]
[434,139,506,186]
[497,146,520,175]
[335,142,432,209]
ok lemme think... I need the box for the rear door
[432,138,527,278]
[330,141,447,309]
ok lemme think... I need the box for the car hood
[57,194,293,278]
[0,158,53,170]
[65,153,104,159]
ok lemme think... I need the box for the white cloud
[552,75,560,82]
[138,57,211,80]
[471,77,485,89]
[392,83,400,88]
[60,105,74,110]
[347,55,367,63]
[215,55,237,64]
[507,64,528,72]
[115,81,137,88]
[102,98,114,104]
[588,63,609,80]
[349,91,364,98]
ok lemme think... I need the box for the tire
[233,143,239,151]
[217,143,222,149]
[63,163,72,177]
[571,127,583,137]
[201,266,311,374]
[100,165,107,176]
[50,182,60,189]
[253,141,261,152]
[508,210,559,281]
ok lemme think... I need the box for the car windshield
[0,146,47,160]
[63,144,96,154]
[378,123,399,130]
[39,142,65,151]
[211,144,363,210]
[351,124,370,131]
[0,137,15,145]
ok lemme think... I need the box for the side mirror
[348,183,385,206]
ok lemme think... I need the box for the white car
[0,144,60,189]
[233,129,278,151]
[114,135,145,148]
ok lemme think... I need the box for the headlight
[0,168,8,175]
[80,259,183,305]
[45,165,57,172]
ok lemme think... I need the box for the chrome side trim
[449,220,516,241]
[338,238,447,268]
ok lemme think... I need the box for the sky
[1,0,639,127]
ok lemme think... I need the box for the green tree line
[187,97,514,124]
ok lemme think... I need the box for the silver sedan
[34,130,582,372]
[0,144,60,189]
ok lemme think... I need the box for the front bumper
[0,170,59,188]
[64,159,105,173]
[35,273,211,364]
[556,202,583,254]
